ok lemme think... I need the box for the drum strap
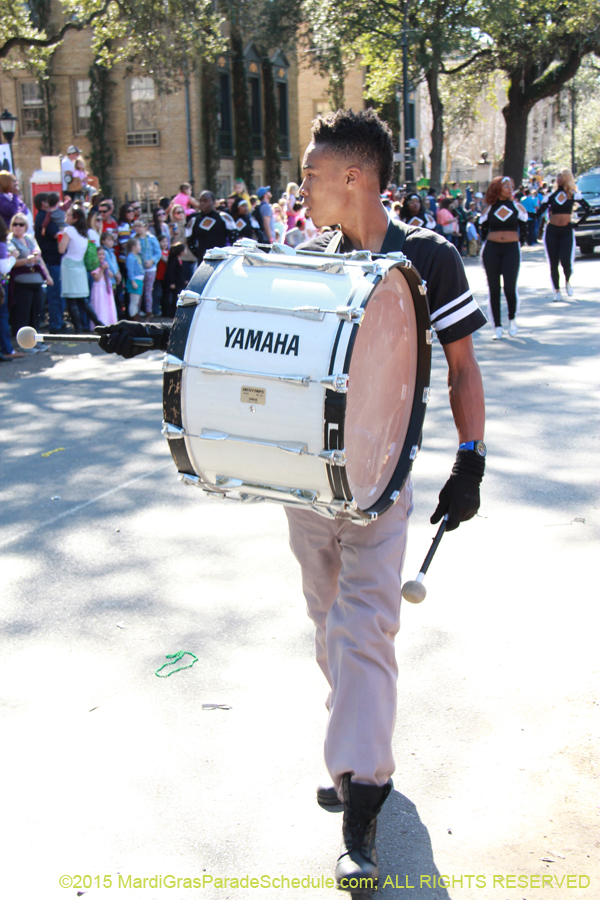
[323,222,409,256]
[324,231,344,254]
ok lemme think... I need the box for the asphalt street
[1,244,599,900]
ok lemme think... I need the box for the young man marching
[95,109,487,891]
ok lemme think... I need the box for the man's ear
[345,166,362,189]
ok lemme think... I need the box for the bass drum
[162,242,432,523]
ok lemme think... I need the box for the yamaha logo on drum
[225,326,299,356]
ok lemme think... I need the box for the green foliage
[87,61,114,195]
[546,61,600,172]
[1,0,224,87]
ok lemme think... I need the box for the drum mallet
[402,514,449,604]
[17,326,154,350]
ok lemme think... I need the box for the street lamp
[0,109,17,173]
[0,109,17,145]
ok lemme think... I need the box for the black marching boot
[334,774,392,892]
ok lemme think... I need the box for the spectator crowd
[0,144,560,363]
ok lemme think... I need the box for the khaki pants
[285,480,412,790]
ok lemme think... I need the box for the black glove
[431,449,485,532]
[94,321,170,359]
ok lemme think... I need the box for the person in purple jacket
[0,171,29,227]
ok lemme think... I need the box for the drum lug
[426,329,433,345]
[234,238,259,250]
[319,448,347,466]
[343,498,358,512]
[409,444,419,460]
[385,251,408,263]
[320,373,349,393]
[177,289,202,307]
[390,490,400,502]
[422,386,431,404]
[178,472,200,487]
[270,242,296,255]
[204,247,229,260]
[336,306,364,323]
[162,421,186,439]
[418,281,428,295]
[162,353,185,372]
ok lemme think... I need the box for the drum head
[345,268,418,509]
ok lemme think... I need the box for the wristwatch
[459,440,487,457]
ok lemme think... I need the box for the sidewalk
[1,247,598,900]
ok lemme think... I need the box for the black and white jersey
[538,189,591,217]
[301,219,487,346]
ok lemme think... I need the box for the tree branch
[442,49,492,75]
[0,0,114,59]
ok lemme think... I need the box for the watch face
[475,440,487,457]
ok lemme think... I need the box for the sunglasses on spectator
[13,222,26,227]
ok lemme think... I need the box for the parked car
[574,167,600,255]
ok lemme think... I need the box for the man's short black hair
[311,109,394,193]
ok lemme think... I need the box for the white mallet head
[401,579,427,604]
[17,326,38,350]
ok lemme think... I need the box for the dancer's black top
[536,189,591,218]
[478,200,528,240]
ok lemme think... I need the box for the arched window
[245,45,263,158]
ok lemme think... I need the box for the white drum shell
[181,255,367,500]
[163,245,431,521]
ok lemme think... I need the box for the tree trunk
[261,53,281,192]
[502,75,534,185]
[201,60,220,194]
[426,61,443,194]
[230,30,254,190]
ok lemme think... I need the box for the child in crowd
[125,237,144,318]
[162,242,186,317]
[168,182,199,215]
[74,158,93,200]
[41,192,72,236]
[100,232,124,317]
[466,215,480,257]
[154,235,169,315]
[90,247,118,325]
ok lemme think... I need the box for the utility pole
[402,0,414,186]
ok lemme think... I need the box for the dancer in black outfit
[537,169,590,301]
[479,176,528,339]
[400,192,436,229]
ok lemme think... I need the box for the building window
[127,77,157,131]
[19,83,44,135]
[249,76,263,157]
[218,73,233,157]
[314,100,332,118]
[130,179,160,213]
[72,78,91,134]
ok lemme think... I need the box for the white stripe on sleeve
[429,288,472,322]
[433,298,481,333]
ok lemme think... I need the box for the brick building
[0,28,365,210]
